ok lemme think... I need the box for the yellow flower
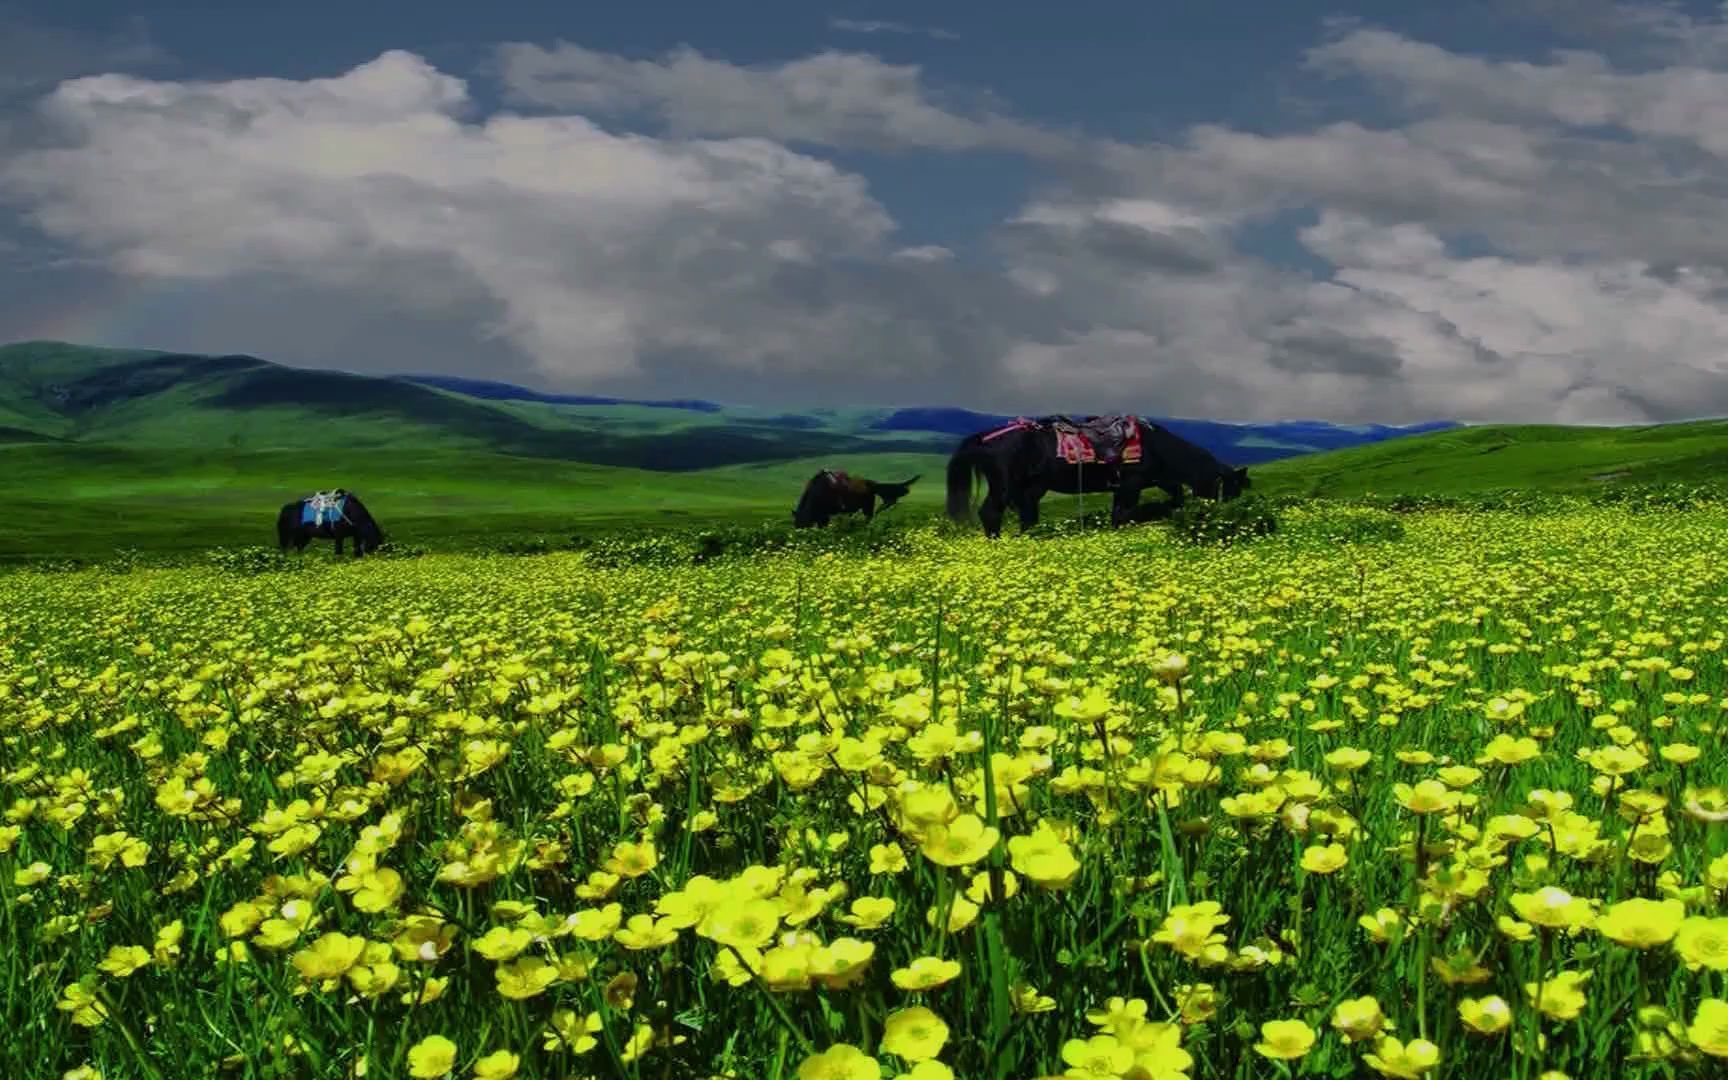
[1012,982,1058,1014]
[1510,887,1596,932]
[613,914,679,950]
[917,814,999,868]
[1152,653,1189,683]
[1359,907,1403,944]
[407,1035,457,1079]
[1332,996,1389,1043]
[351,868,404,913]
[891,956,962,990]
[880,1006,948,1062]
[1152,901,1231,959]
[904,1063,954,1080]
[698,898,781,950]
[544,1010,602,1055]
[56,978,107,1028]
[1458,995,1512,1035]
[796,1043,881,1080]
[1476,735,1540,765]
[471,1050,519,1080]
[97,945,152,978]
[1688,999,1728,1058]
[472,926,533,962]
[1524,970,1591,1021]
[1394,780,1459,815]
[1363,1036,1440,1078]
[869,844,908,874]
[1595,898,1684,949]
[812,938,876,989]
[604,839,658,878]
[1007,822,1081,888]
[1674,917,1728,971]
[495,957,559,1000]
[1301,843,1348,875]
[1254,1019,1315,1060]
[838,897,896,930]
[1062,1035,1134,1075]
[1325,747,1372,772]
[291,933,367,981]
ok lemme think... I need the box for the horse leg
[1015,486,1043,532]
[979,491,1006,539]
[1112,477,1143,527]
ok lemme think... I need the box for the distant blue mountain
[401,374,723,413]
[867,408,1460,464]
[401,377,1458,465]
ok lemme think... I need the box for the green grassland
[4,340,1728,559]
[1257,420,1728,496]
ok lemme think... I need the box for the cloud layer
[9,11,1728,422]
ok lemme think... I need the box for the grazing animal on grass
[945,416,1249,538]
[277,490,386,558]
[793,470,921,528]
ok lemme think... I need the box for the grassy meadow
[9,416,1728,561]
[4,505,1728,1079]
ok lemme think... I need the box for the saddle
[302,490,350,527]
[1046,415,1142,465]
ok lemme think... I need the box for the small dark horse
[793,470,920,528]
[945,417,1249,537]
[276,490,386,558]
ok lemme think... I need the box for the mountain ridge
[0,339,1461,467]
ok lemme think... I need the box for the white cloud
[496,41,1077,156]
[1310,27,1728,156]
[829,18,959,42]
[5,51,994,388]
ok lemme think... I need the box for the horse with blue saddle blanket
[276,489,385,558]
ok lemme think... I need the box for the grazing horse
[945,416,1249,538]
[277,490,386,558]
[793,470,920,528]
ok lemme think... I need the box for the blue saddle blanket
[300,492,348,527]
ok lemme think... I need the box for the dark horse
[276,490,386,558]
[793,470,920,528]
[945,416,1249,537]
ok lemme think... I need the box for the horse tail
[946,444,978,522]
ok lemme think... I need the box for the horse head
[792,473,829,528]
[1221,467,1250,500]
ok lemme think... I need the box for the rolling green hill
[0,341,951,467]
[1252,421,1728,496]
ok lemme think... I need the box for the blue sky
[6,1,1728,423]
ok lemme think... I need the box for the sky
[6,1,1728,423]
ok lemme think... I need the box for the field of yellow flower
[4,507,1728,1080]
